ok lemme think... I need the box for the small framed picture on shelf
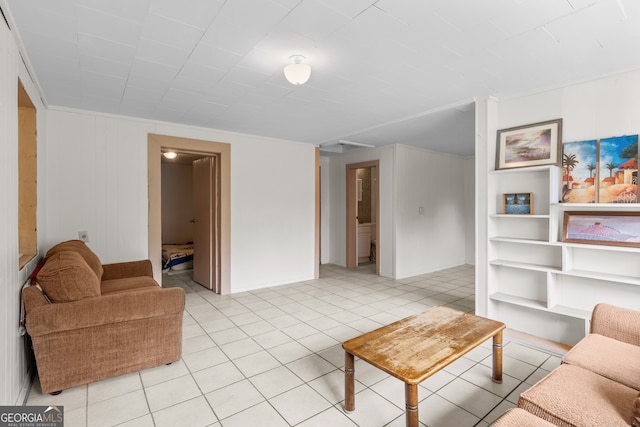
[562,211,640,247]
[496,118,562,170]
[503,193,532,214]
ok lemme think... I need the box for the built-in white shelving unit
[486,164,640,345]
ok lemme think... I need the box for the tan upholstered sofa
[493,303,640,426]
[23,240,185,394]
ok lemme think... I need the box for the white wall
[0,16,20,407]
[498,69,640,140]
[44,108,317,293]
[320,156,331,264]
[474,96,498,317]
[45,111,151,263]
[394,145,468,278]
[0,16,47,405]
[464,156,476,265]
[227,133,315,291]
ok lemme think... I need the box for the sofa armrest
[25,287,184,337]
[101,259,153,280]
[591,303,640,346]
[23,286,49,312]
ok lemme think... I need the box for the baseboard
[505,328,572,356]
[17,366,35,405]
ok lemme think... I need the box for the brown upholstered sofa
[23,240,185,394]
[493,303,640,426]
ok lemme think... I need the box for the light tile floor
[26,263,563,427]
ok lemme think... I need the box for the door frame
[346,160,379,274]
[315,147,321,279]
[148,133,231,294]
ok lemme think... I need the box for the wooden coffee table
[342,306,505,427]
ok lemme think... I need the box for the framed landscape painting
[562,211,640,247]
[496,119,562,170]
[561,140,598,203]
[597,135,638,204]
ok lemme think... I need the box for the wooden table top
[342,306,505,385]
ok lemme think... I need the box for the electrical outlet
[78,231,89,242]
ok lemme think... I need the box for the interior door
[346,160,380,274]
[193,156,219,290]
[346,165,358,268]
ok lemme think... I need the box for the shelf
[548,304,591,320]
[491,214,550,219]
[485,161,640,344]
[557,269,640,286]
[490,259,561,273]
[489,165,558,175]
[562,242,640,253]
[490,237,554,245]
[490,294,589,320]
[489,293,546,310]
[553,203,640,209]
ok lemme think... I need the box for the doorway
[159,153,219,290]
[346,160,379,274]
[18,80,37,269]
[148,134,231,294]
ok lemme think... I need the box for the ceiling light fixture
[163,151,177,159]
[338,140,375,148]
[283,55,311,85]
[319,139,376,153]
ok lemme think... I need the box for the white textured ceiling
[4,0,640,156]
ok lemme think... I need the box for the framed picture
[597,135,638,204]
[496,119,562,170]
[562,139,598,203]
[503,193,532,214]
[562,211,640,247]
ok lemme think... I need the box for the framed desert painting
[597,135,638,204]
[496,119,562,170]
[561,140,598,203]
[562,211,640,247]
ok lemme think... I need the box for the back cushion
[45,240,104,280]
[37,251,101,302]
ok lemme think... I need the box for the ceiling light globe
[284,55,311,85]
[163,151,177,159]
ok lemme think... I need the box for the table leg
[492,330,503,383]
[344,352,355,413]
[405,383,419,427]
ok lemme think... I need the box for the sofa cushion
[100,276,159,295]
[518,364,636,427]
[45,240,104,280]
[563,333,640,391]
[591,303,640,346]
[36,251,101,302]
[492,408,556,426]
